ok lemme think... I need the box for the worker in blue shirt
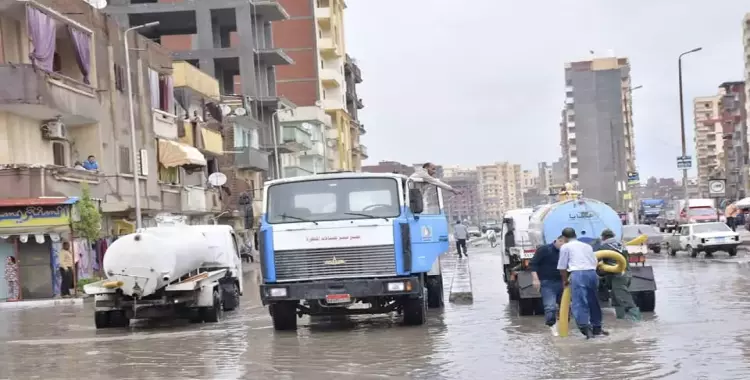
[531,236,565,336]
[82,155,99,171]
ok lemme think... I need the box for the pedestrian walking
[453,220,469,258]
[557,228,607,339]
[486,228,497,248]
[58,242,75,298]
[595,229,641,321]
[725,201,739,231]
[531,236,565,335]
[4,256,19,301]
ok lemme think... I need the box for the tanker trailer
[510,197,624,316]
[84,222,243,329]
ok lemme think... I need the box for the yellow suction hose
[557,234,645,337]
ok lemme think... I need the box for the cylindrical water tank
[528,198,622,247]
[103,227,211,297]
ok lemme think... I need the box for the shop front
[0,198,76,301]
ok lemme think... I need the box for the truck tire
[518,298,536,316]
[728,247,738,257]
[634,291,655,312]
[270,301,298,331]
[687,245,698,258]
[403,287,427,326]
[94,311,110,329]
[668,244,678,256]
[222,282,240,311]
[426,275,444,309]
[202,289,223,323]
[652,246,661,254]
[508,280,520,301]
[108,310,130,328]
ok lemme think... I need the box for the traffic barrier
[448,256,473,304]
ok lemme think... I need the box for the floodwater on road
[1,246,750,380]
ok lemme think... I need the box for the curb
[448,257,474,304]
[0,297,84,309]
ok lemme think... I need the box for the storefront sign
[0,205,71,228]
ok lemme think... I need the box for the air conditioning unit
[41,120,67,140]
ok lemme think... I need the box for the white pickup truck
[666,222,740,258]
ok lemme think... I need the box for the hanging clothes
[50,242,62,296]
[73,238,91,280]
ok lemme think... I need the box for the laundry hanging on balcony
[157,139,207,168]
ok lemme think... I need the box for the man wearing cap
[557,227,607,339]
[596,229,641,321]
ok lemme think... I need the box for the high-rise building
[521,170,537,191]
[477,162,523,220]
[537,162,553,193]
[561,56,635,208]
[442,168,481,223]
[744,13,750,176]
[272,0,365,171]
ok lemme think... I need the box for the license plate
[325,293,351,304]
[520,251,535,259]
[714,237,725,242]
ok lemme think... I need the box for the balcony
[321,98,345,112]
[316,6,331,28]
[320,68,343,88]
[251,0,290,21]
[235,147,270,172]
[284,166,314,178]
[360,144,369,158]
[318,37,342,58]
[0,64,99,126]
[181,186,208,214]
[280,125,313,152]
[359,123,366,135]
[206,188,222,213]
[303,140,326,158]
[178,122,224,156]
[172,62,220,101]
[154,110,178,139]
[255,48,294,66]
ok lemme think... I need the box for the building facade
[694,95,723,196]
[477,162,523,220]
[345,55,367,170]
[561,56,635,208]
[718,82,747,199]
[443,169,481,224]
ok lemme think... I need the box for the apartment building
[345,55,367,170]
[718,82,747,199]
[477,162,523,220]
[537,162,553,193]
[561,56,635,208]
[744,14,750,173]
[362,161,415,175]
[694,95,724,195]
[0,1,228,299]
[272,0,364,171]
[278,106,332,176]
[104,0,292,230]
[521,170,537,192]
[442,168,481,223]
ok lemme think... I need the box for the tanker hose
[557,249,628,337]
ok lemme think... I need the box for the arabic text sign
[0,205,71,228]
[306,235,362,243]
[568,211,594,220]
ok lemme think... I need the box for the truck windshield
[266,177,401,223]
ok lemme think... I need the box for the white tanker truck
[84,215,244,329]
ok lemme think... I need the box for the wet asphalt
[1,243,750,380]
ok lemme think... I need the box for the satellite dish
[220,105,231,116]
[234,107,247,116]
[88,0,108,9]
[208,172,227,187]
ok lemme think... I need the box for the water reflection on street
[1,246,750,379]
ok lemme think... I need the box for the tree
[73,183,102,242]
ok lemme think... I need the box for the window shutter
[139,149,149,176]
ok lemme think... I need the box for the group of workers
[530,227,641,339]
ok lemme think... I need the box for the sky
[344,0,750,180]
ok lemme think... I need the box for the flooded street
[2,245,750,379]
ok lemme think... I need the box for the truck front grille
[273,244,396,282]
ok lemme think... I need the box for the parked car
[622,224,663,253]
[655,210,678,232]
[468,226,482,238]
[666,222,740,258]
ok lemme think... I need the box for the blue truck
[639,199,666,224]
[258,172,450,330]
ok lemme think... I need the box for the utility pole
[678,47,703,212]
[624,85,643,223]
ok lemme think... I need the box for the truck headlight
[269,288,288,297]
[387,282,406,292]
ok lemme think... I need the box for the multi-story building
[442,168,480,223]
[362,161,415,176]
[278,107,332,177]
[477,162,523,220]
[104,0,292,231]
[522,170,537,191]
[271,0,363,171]
[551,160,568,188]
[562,56,635,208]
[693,95,723,195]
[718,82,747,199]
[537,162,553,193]
[345,55,367,170]
[0,0,227,299]
[744,13,750,177]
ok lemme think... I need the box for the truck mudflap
[515,271,541,299]
[260,276,422,304]
[629,266,657,292]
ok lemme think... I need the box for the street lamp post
[626,85,643,223]
[678,47,703,216]
[124,21,159,230]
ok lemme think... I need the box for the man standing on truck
[595,229,641,321]
[453,220,469,258]
[531,236,565,336]
[410,162,460,195]
[557,228,607,339]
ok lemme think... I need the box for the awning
[200,128,224,155]
[158,139,207,168]
[0,197,78,207]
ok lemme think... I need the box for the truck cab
[258,172,449,330]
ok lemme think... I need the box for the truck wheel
[108,310,130,328]
[402,288,427,326]
[518,298,535,316]
[508,280,520,301]
[426,275,444,308]
[202,289,223,323]
[94,311,110,329]
[687,245,698,258]
[652,246,661,254]
[270,301,298,331]
[634,291,656,312]
[222,282,240,311]
[728,247,738,257]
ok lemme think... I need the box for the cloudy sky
[344,0,749,179]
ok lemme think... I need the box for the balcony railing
[320,68,343,88]
[181,186,208,214]
[284,166,314,178]
[360,144,368,158]
[282,125,312,151]
[172,62,220,100]
[236,146,270,172]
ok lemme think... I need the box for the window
[149,69,173,113]
[206,158,218,176]
[233,125,259,149]
[52,142,66,166]
[113,64,125,92]
[119,146,132,174]
[267,178,400,223]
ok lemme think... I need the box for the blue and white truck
[257,172,450,330]
[639,199,666,225]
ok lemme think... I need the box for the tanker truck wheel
[270,301,298,331]
[202,289,223,323]
[94,311,110,329]
[426,275,444,308]
[222,282,240,312]
[634,291,656,312]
